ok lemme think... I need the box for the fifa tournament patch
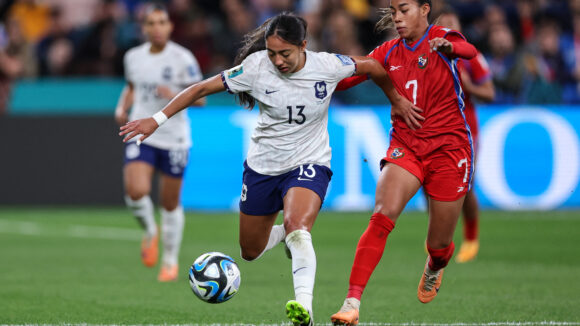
[391,147,405,159]
[335,54,354,66]
[227,64,244,78]
[314,81,327,99]
[418,54,428,69]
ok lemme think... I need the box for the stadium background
[0,1,579,325]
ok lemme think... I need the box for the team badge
[227,65,244,78]
[418,54,428,69]
[162,66,172,80]
[314,81,327,99]
[391,147,405,159]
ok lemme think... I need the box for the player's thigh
[238,211,279,259]
[374,162,422,221]
[427,196,465,249]
[159,174,183,211]
[123,161,155,199]
[283,187,322,233]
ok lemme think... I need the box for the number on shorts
[458,158,468,183]
[298,164,316,179]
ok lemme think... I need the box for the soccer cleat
[285,300,313,326]
[141,232,159,267]
[455,240,479,263]
[157,264,178,282]
[417,257,444,303]
[331,297,360,326]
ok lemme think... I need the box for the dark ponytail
[233,12,307,109]
[375,0,432,33]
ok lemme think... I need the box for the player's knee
[126,187,150,201]
[373,203,402,222]
[239,246,260,261]
[160,199,179,211]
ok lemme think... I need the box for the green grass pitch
[0,207,579,325]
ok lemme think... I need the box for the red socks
[427,242,455,271]
[347,213,395,300]
[463,216,479,241]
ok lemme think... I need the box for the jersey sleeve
[336,42,392,91]
[469,52,492,84]
[123,51,134,84]
[220,52,261,94]
[180,51,203,85]
[322,53,357,83]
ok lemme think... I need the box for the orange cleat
[331,298,360,326]
[455,240,479,263]
[157,264,178,282]
[417,257,444,303]
[141,233,158,267]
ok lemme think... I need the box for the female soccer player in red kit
[330,0,478,324]
[437,8,495,263]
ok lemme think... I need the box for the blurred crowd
[0,0,579,110]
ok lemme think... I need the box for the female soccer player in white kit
[114,4,204,282]
[120,12,418,326]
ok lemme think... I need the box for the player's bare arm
[114,83,134,126]
[119,75,224,143]
[157,85,207,106]
[460,71,495,102]
[352,56,424,130]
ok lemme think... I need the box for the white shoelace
[423,270,440,291]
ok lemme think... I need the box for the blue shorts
[124,142,189,178]
[239,161,333,216]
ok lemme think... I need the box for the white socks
[161,206,185,266]
[285,229,316,314]
[124,195,157,237]
[252,224,286,260]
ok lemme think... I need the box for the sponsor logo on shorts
[457,186,465,192]
[391,147,405,159]
[418,54,428,69]
[126,143,140,160]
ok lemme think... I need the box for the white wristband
[152,111,168,126]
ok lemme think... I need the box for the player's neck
[405,23,429,44]
[294,52,307,73]
[149,42,167,54]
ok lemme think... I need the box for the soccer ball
[188,252,241,304]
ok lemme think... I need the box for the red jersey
[458,51,491,141]
[339,25,476,157]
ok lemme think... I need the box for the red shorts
[382,138,473,201]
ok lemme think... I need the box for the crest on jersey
[227,65,244,78]
[162,67,172,80]
[418,54,428,69]
[314,81,327,99]
[391,147,405,159]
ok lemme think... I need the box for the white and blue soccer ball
[188,252,241,304]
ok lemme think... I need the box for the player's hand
[391,95,424,130]
[156,86,175,100]
[119,118,158,143]
[114,108,128,126]
[429,37,453,54]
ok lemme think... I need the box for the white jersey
[221,50,356,175]
[124,41,203,149]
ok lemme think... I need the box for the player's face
[143,10,173,47]
[266,35,307,74]
[390,0,430,42]
[438,13,461,32]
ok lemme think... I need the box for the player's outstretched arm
[119,75,225,143]
[352,56,425,130]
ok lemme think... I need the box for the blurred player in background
[330,0,478,324]
[114,3,204,282]
[437,8,495,263]
[119,12,416,326]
